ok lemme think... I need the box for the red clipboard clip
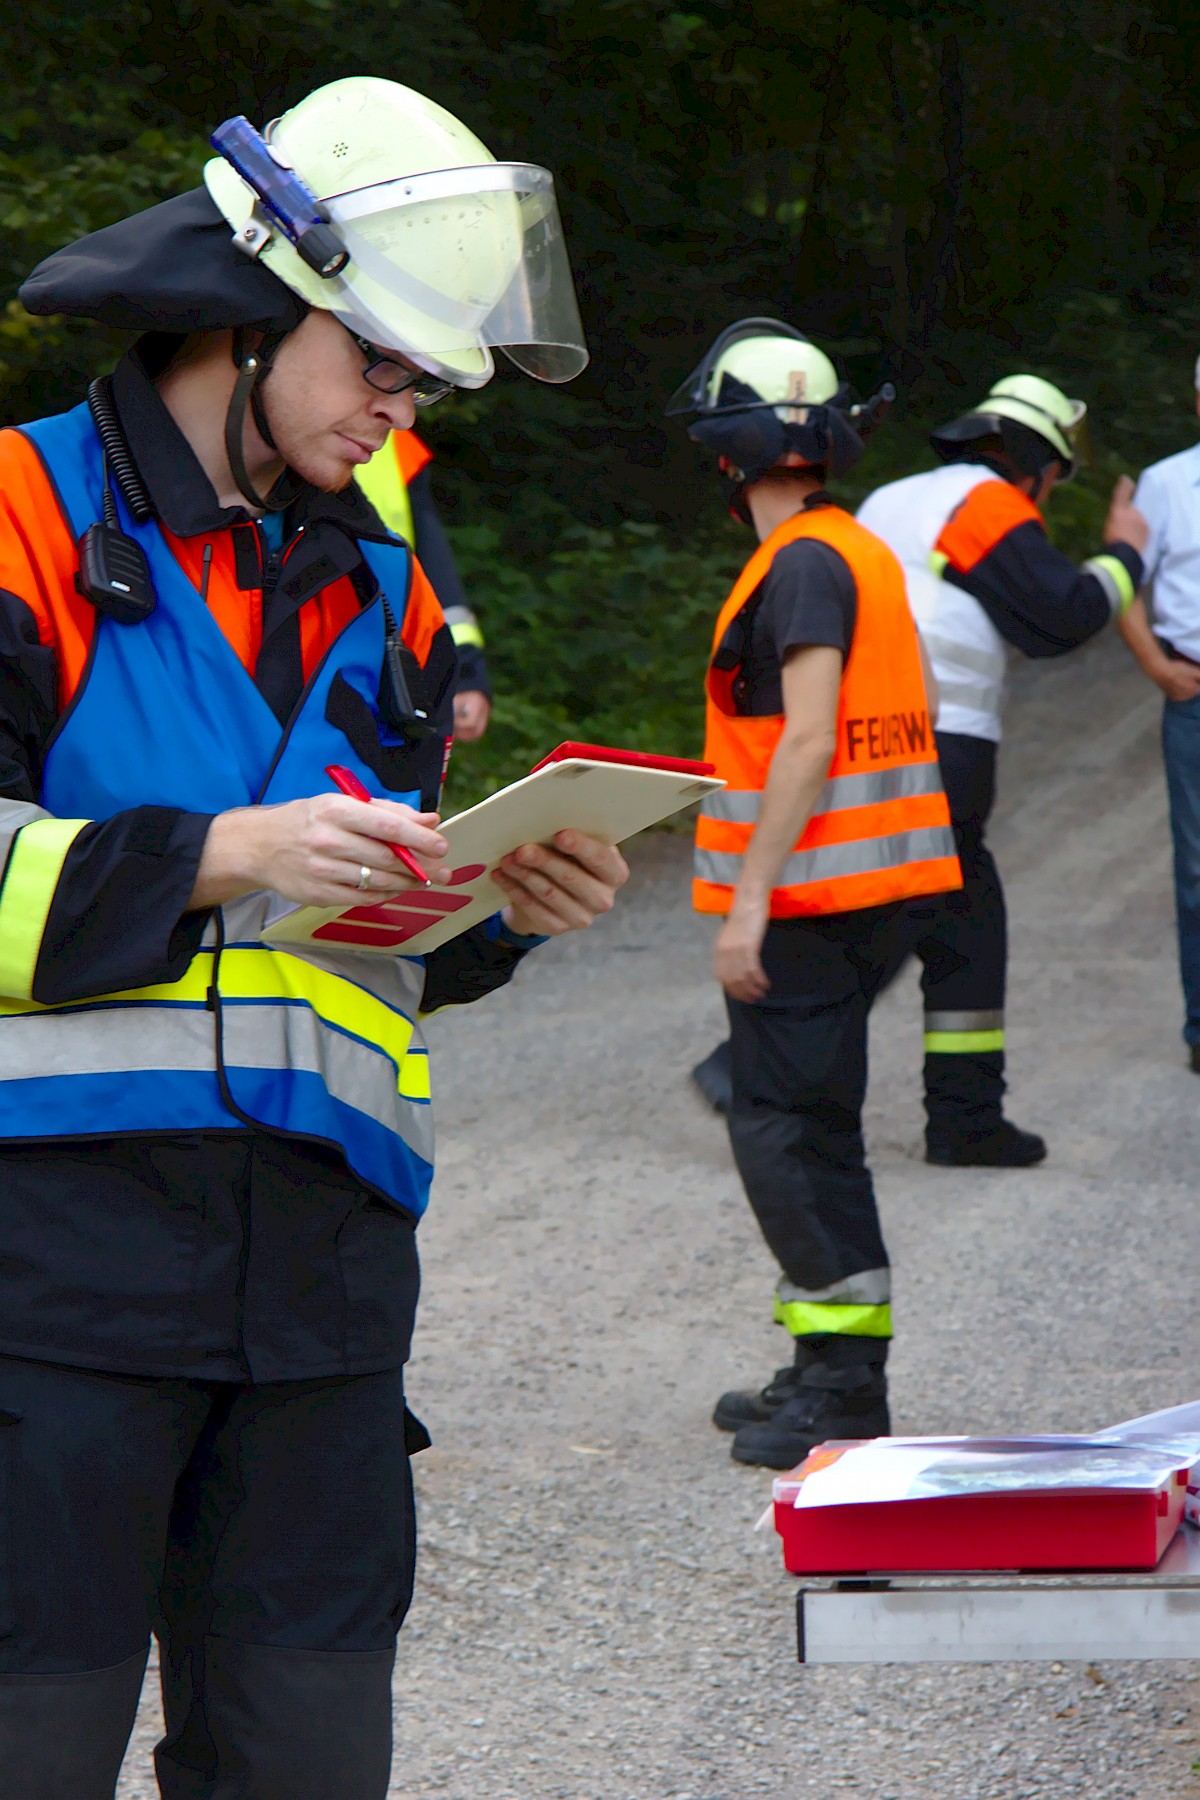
[530,741,716,777]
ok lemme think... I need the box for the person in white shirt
[1119,359,1200,1069]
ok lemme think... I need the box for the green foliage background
[1,0,1197,802]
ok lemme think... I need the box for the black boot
[156,1636,397,1800]
[691,1039,733,1115]
[926,1118,1046,1166]
[924,1049,1046,1166]
[712,1364,804,1432]
[730,1341,890,1470]
[0,1647,147,1799]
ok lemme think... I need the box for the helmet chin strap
[224,329,305,514]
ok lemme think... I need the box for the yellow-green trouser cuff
[924,1030,1005,1053]
[0,817,91,1000]
[1082,553,1136,617]
[773,1297,893,1338]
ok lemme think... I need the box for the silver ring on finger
[357,864,372,891]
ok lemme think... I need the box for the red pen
[324,764,434,888]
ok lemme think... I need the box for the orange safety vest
[693,506,962,918]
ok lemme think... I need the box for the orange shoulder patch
[0,429,96,707]
[936,479,1043,574]
[401,555,446,667]
[393,429,433,488]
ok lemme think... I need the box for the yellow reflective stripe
[356,442,414,543]
[929,550,949,576]
[399,1050,430,1100]
[773,1297,893,1338]
[219,949,416,1080]
[924,1029,1005,1053]
[1083,552,1135,616]
[0,952,219,1018]
[449,618,485,649]
[0,818,91,1001]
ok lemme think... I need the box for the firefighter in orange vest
[669,319,961,1468]
[357,428,493,740]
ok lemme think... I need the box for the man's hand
[1103,475,1149,556]
[1117,594,1200,702]
[453,690,491,741]
[190,793,451,911]
[1153,658,1200,704]
[491,831,628,938]
[714,901,771,1002]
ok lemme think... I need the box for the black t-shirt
[727,535,858,716]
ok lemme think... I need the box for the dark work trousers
[0,1353,418,1800]
[724,903,917,1344]
[907,730,1008,1141]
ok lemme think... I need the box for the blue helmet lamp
[210,115,349,280]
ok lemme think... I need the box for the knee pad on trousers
[156,1637,397,1800]
[0,1646,147,1800]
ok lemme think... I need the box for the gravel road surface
[117,629,1200,1797]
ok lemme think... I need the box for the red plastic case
[775,1476,1188,1576]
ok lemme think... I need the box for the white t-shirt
[1134,440,1200,663]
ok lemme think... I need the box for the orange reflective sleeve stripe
[0,429,96,708]
[935,479,1044,575]
[401,556,446,668]
[393,430,433,488]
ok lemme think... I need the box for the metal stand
[796,1526,1200,1663]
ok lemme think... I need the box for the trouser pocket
[0,1408,22,1641]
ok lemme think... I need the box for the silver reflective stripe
[0,799,53,872]
[699,764,944,828]
[700,789,760,824]
[920,633,1007,682]
[937,677,1002,714]
[1,1005,216,1078]
[695,823,958,889]
[778,1266,891,1307]
[221,1001,435,1165]
[819,764,943,812]
[924,1009,1004,1034]
[0,995,435,1166]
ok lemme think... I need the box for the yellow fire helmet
[204,75,588,390]
[931,374,1087,478]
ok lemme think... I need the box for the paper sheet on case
[794,1435,1197,1509]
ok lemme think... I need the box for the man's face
[259,309,419,492]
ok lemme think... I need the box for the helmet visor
[324,163,587,385]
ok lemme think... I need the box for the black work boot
[924,1048,1045,1166]
[730,1342,890,1470]
[925,1118,1046,1166]
[691,1039,733,1115]
[712,1364,803,1433]
[0,1648,148,1800]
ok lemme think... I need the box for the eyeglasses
[344,327,455,407]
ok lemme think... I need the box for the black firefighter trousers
[0,1355,418,1799]
[908,731,1009,1142]
[724,905,916,1349]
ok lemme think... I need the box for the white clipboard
[260,754,724,956]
